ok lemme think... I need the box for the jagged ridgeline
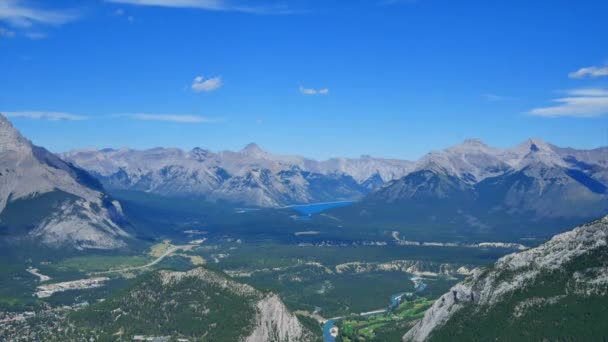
[404,216,608,341]
[62,144,413,208]
[63,267,319,341]
[327,139,608,242]
[0,114,130,250]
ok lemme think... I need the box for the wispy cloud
[567,88,608,97]
[130,113,218,123]
[482,93,510,102]
[529,88,608,118]
[568,65,608,79]
[106,0,291,14]
[112,8,135,23]
[2,111,87,121]
[24,31,47,40]
[0,26,16,38]
[192,76,222,92]
[299,86,329,95]
[0,0,79,28]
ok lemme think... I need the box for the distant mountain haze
[62,143,415,207]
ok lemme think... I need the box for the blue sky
[1,0,608,160]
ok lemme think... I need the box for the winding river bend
[322,277,428,342]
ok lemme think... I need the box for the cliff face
[403,216,608,341]
[246,294,313,342]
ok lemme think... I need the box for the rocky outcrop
[159,267,258,297]
[403,216,608,341]
[160,268,315,342]
[334,260,474,277]
[65,267,316,340]
[246,294,314,342]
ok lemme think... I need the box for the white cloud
[0,27,15,38]
[567,88,608,97]
[107,0,227,10]
[2,111,220,123]
[568,65,608,79]
[106,0,290,14]
[0,0,79,28]
[2,111,87,121]
[529,88,608,118]
[192,76,222,92]
[299,86,329,95]
[130,113,217,123]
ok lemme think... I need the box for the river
[322,277,427,342]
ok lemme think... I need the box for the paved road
[93,245,191,275]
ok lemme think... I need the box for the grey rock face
[370,138,608,219]
[403,216,608,341]
[0,114,129,249]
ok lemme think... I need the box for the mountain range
[368,138,608,218]
[0,115,130,250]
[2,111,608,248]
[62,143,413,207]
[404,215,608,341]
[335,138,608,242]
[64,138,608,215]
[63,136,608,242]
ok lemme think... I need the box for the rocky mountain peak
[0,115,130,249]
[241,142,266,156]
[0,113,31,153]
[241,142,265,154]
[527,138,552,152]
[462,138,487,147]
[188,147,212,161]
[516,138,567,169]
[447,138,492,152]
[511,138,553,155]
